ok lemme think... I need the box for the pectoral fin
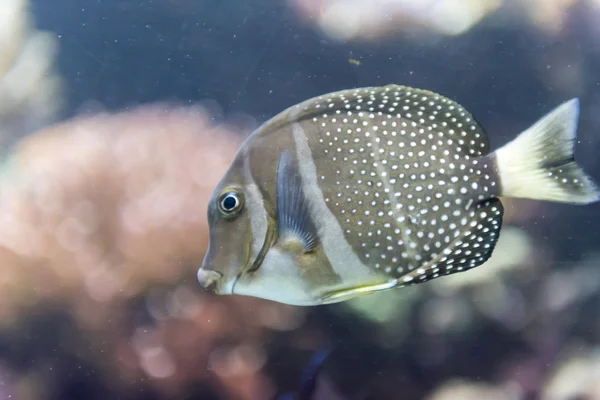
[276,148,319,253]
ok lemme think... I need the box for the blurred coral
[288,0,597,42]
[425,379,520,400]
[0,104,313,399]
[0,0,62,149]
[520,0,578,35]
[0,104,241,324]
[288,0,502,41]
[542,348,600,400]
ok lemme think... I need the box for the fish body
[198,84,599,306]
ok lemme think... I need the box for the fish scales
[290,85,501,282]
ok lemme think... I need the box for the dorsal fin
[266,84,490,157]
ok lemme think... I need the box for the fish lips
[197,243,252,296]
[197,263,247,296]
[196,268,223,292]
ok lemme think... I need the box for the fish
[197,84,600,306]
[277,346,335,400]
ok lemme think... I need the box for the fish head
[198,144,313,304]
[199,135,336,305]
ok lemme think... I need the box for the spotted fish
[197,84,599,306]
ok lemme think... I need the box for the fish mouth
[197,269,223,292]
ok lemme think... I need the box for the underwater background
[0,0,599,398]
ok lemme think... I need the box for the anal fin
[398,198,504,286]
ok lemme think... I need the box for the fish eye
[217,188,244,218]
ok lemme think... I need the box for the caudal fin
[493,99,600,204]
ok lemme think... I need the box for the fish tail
[492,98,600,204]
